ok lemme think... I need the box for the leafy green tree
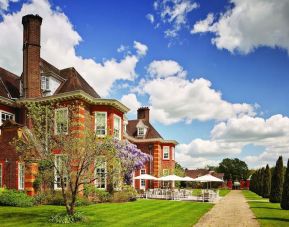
[269,156,284,203]
[263,164,271,198]
[281,159,289,209]
[217,158,249,181]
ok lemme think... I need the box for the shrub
[0,189,34,207]
[112,185,138,203]
[49,212,85,224]
[281,159,289,210]
[83,184,110,203]
[269,156,284,203]
[44,190,90,206]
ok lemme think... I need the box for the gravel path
[194,190,259,227]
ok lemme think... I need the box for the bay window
[95,112,107,136]
[113,115,121,139]
[163,146,170,160]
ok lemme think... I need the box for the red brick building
[0,14,177,195]
[126,107,178,190]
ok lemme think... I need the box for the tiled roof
[0,59,101,100]
[185,169,224,180]
[126,119,163,139]
[56,67,100,98]
[0,67,19,99]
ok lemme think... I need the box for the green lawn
[0,199,213,227]
[243,190,289,227]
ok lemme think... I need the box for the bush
[49,212,85,224]
[112,185,138,203]
[83,184,111,203]
[43,190,90,206]
[0,189,34,207]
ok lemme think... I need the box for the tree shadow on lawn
[257,217,289,223]
[0,207,61,225]
[251,206,282,210]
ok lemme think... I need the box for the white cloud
[150,0,199,38]
[192,0,289,54]
[146,13,154,24]
[147,60,186,78]
[117,44,129,53]
[133,41,148,57]
[0,0,18,11]
[191,13,214,34]
[120,93,141,114]
[140,76,254,125]
[0,0,142,97]
[178,114,289,168]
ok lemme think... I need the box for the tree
[269,156,284,203]
[175,162,185,188]
[13,101,150,216]
[217,158,249,181]
[281,159,289,209]
[263,164,271,198]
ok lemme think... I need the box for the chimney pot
[137,107,150,122]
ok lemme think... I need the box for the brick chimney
[22,14,42,98]
[137,107,150,122]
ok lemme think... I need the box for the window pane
[95,113,106,136]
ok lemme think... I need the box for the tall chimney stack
[137,107,150,122]
[22,14,42,98]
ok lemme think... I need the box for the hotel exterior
[0,14,177,195]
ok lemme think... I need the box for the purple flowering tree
[116,140,151,185]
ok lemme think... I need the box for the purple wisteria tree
[116,140,152,185]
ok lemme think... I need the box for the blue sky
[1,0,289,169]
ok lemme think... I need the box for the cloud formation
[147,60,186,78]
[0,0,145,97]
[149,0,198,38]
[192,0,289,54]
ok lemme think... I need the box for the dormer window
[138,127,145,136]
[41,75,49,91]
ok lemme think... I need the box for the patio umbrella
[182,176,194,181]
[192,174,223,189]
[192,174,223,183]
[134,174,157,180]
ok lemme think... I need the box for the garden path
[194,190,259,227]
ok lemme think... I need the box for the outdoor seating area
[135,174,223,203]
[139,188,220,203]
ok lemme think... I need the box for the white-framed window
[95,159,107,189]
[41,75,50,91]
[18,163,25,190]
[0,163,2,188]
[95,112,107,136]
[55,108,68,135]
[140,169,146,189]
[54,155,67,190]
[163,146,170,160]
[137,127,145,136]
[0,111,14,125]
[172,147,175,160]
[163,169,170,176]
[113,115,121,140]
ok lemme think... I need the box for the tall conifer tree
[263,164,271,198]
[281,159,289,209]
[269,156,284,203]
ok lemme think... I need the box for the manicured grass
[0,199,213,227]
[243,190,289,227]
